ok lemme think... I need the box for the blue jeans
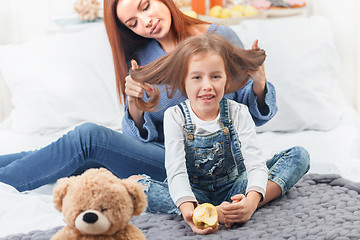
[0,123,166,191]
[139,146,310,215]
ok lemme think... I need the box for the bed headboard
[0,71,13,123]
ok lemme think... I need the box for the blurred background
[0,0,359,113]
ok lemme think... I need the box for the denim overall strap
[219,98,246,174]
[178,101,196,141]
[219,98,231,134]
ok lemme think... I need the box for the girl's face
[185,52,227,121]
[116,0,172,41]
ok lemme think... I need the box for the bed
[0,16,360,239]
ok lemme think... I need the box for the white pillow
[231,16,346,132]
[0,23,124,134]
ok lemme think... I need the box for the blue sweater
[122,24,277,146]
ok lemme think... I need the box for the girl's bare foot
[217,202,233,227]
[215,205,225,225]
[127,175,145,181]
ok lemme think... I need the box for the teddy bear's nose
[83,212,98,224]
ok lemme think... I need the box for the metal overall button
[188,134,194,141]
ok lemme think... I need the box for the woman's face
[116,0,172,41]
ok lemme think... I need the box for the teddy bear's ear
[122,180,148,216]
[53,177,72,212]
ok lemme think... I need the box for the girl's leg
[258,180,282,207]
[136,176,180,215]
[262,146,310,204]
[227,146,310,206]
[0,122,166,191]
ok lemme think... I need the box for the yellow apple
[192,203,218,229]
[184,10,198,18]
[209,5,223,18]
[242,5,259,17]
[219,8,232,19]
[232,4,245,13]
[231,9,243,18]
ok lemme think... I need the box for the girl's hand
[179,202,219,235]
[247,40,266,105]
[220,192,260,227]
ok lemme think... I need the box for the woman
[0,0,277,192]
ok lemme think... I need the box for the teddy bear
[51,168,147,240]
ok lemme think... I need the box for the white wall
[0,0,94,44]
[0,0,53,44]
[308,0,360,112]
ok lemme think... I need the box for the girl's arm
[219,191,262,227]
[164,107,218,234]
[219,101,268,226]
[234,102,268,199]
[164,107,196,206]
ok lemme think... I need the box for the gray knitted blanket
[2,174,360,240]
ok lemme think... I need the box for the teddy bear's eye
[101,207,108,212]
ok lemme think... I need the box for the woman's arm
[124,60,153,138]
[247,39,266,110]
[215,25,277,126]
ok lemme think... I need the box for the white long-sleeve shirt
[164,99,269,207]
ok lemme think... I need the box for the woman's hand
[247,40,266,108]
[220,192,261,227]
[125,60,152,100]
[125,60,152,135]
[179,202,218,235]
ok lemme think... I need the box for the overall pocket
[194,142,225,176]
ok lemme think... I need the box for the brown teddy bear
[51,168,147,240]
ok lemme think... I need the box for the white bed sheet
[0,106,359,237]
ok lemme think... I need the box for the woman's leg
[0,122,166,191]
[0,151,33,168]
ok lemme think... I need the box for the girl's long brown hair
[103,0,208,103]
[130,34,266,112]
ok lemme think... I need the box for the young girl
[129,34,310,235]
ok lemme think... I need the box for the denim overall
[140,99,310,215]
[179,98,246,206]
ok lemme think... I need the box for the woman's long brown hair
[103,0,208,103]
[130,34,266,112]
